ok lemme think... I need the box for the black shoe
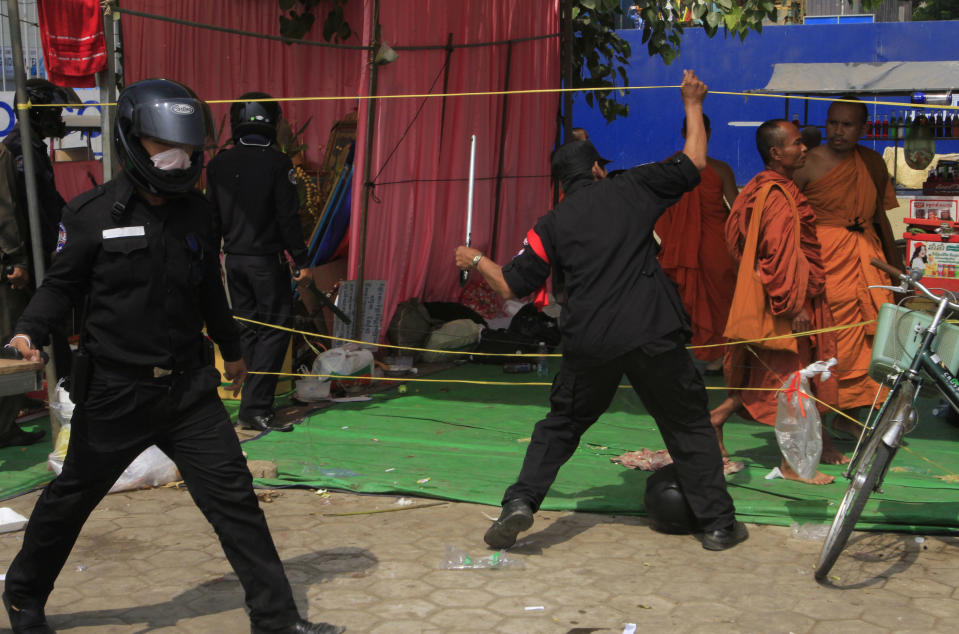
[0,426,45,449]
[250,618,345,634]
[484,498,534,549]
[3,592,54,633]
[702,520,749,551]
[239,413,293,433]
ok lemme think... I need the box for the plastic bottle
[536,341,548,377]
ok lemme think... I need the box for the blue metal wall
[574,21,959,185]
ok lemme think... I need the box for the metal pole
[490,40,512,260]
[561,0,573,143]
[353,0,380,340]
[99,6,118,181]
[6,0,57,400]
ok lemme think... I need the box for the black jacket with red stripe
[502,153,701,367]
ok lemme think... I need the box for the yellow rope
[32,87,959,110]
[234,315,875,358]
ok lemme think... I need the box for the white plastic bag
[47,382,180,493]
[775,358,836,480]
[314,345,374,378]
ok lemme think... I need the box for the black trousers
[502,334,736,532]
[225,254,293,419]
[4,364,300,630]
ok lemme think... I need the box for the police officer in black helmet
[4,78,78,265]
[206,92,311,433]
[4,78,79,382]
[2,79,344,634]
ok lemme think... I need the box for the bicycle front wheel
[815,440,894,581]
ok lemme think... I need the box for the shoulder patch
[289,168,298,185]
[55,223,67,253]
[65,184,107,214]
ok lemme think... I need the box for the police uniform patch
[56,222,67,253]
[288,168,297,185]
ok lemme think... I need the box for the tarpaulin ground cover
[243,362,959,534]
[0,417,58,500]
[4,362,959,535]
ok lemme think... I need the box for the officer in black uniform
[455,71,747,552]
[206,92,311,433]
[2,79,343,634]
[3,78,79,380]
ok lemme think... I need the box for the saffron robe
[724,170,838,425]
[656,164,737,361]
[803,148,898,410]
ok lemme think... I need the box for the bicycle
[815,258,959,581]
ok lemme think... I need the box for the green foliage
[912,0,959,21]
[278,0,352,42]
[572,0,632,122]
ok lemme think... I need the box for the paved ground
[2,482,959,633]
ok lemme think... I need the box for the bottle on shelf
[791,113,800,128]
[881,114,889,138]
[890,113,898,140]
[865,115,873,138]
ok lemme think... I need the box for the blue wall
[574,21,959,185]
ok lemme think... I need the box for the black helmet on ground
[643,464,698,534]
[114,78,212,196]
[230,92,281,143]
[14,78,80,139]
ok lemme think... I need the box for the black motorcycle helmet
[643,464,698,534]
[114,78,211,195]
[230,92,281,143]
[14,78,79,139]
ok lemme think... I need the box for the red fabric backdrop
[120,0,559,338]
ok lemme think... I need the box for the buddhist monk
[711,119,843,484]
[656,114,739,374]
[794,97,899,438]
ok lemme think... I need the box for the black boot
[3,592,54,634]
[250,618,345,634]
[484,498,534,549]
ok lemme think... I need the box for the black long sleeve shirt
[15,172,243,367]
[206,143,308,268]
[502,154,701,366]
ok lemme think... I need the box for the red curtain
[121,0,364,165]
[121,0,560,339]
[348,0,560,330]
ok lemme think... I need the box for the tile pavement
[2,485,959,633]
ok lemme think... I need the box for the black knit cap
[550,140,611,183]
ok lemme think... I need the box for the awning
[754,61,959,95]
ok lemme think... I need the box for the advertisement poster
[911,198,959,221]
[908,240,959,279]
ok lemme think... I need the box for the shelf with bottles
[862,110,959,141]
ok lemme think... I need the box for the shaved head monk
[794,97,900,437]
[655,114,739,375]
[712,120,843,484]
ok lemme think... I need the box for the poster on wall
[908,240,959,279]
[910,198,959,221]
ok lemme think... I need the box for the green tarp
[4,362,959,533]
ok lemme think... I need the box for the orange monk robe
[724,170,838,425]
[803,147,899,410]
[656,164,737,361]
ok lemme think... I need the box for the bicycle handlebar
[870,258,959,312]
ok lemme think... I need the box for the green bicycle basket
[869,302,959,391]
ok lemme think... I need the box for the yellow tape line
[34,87,959,110]
[236,315,876,358]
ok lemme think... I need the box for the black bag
[386,299,433,351]
[507,303,560,348]
[470,327,540,365]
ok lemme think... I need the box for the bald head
[756,119,789,165]
[828,97,868,125]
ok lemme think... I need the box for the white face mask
[150,147,192,171]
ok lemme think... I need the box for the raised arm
[680,70,708,171]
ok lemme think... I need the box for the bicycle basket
[869,303,959,391]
